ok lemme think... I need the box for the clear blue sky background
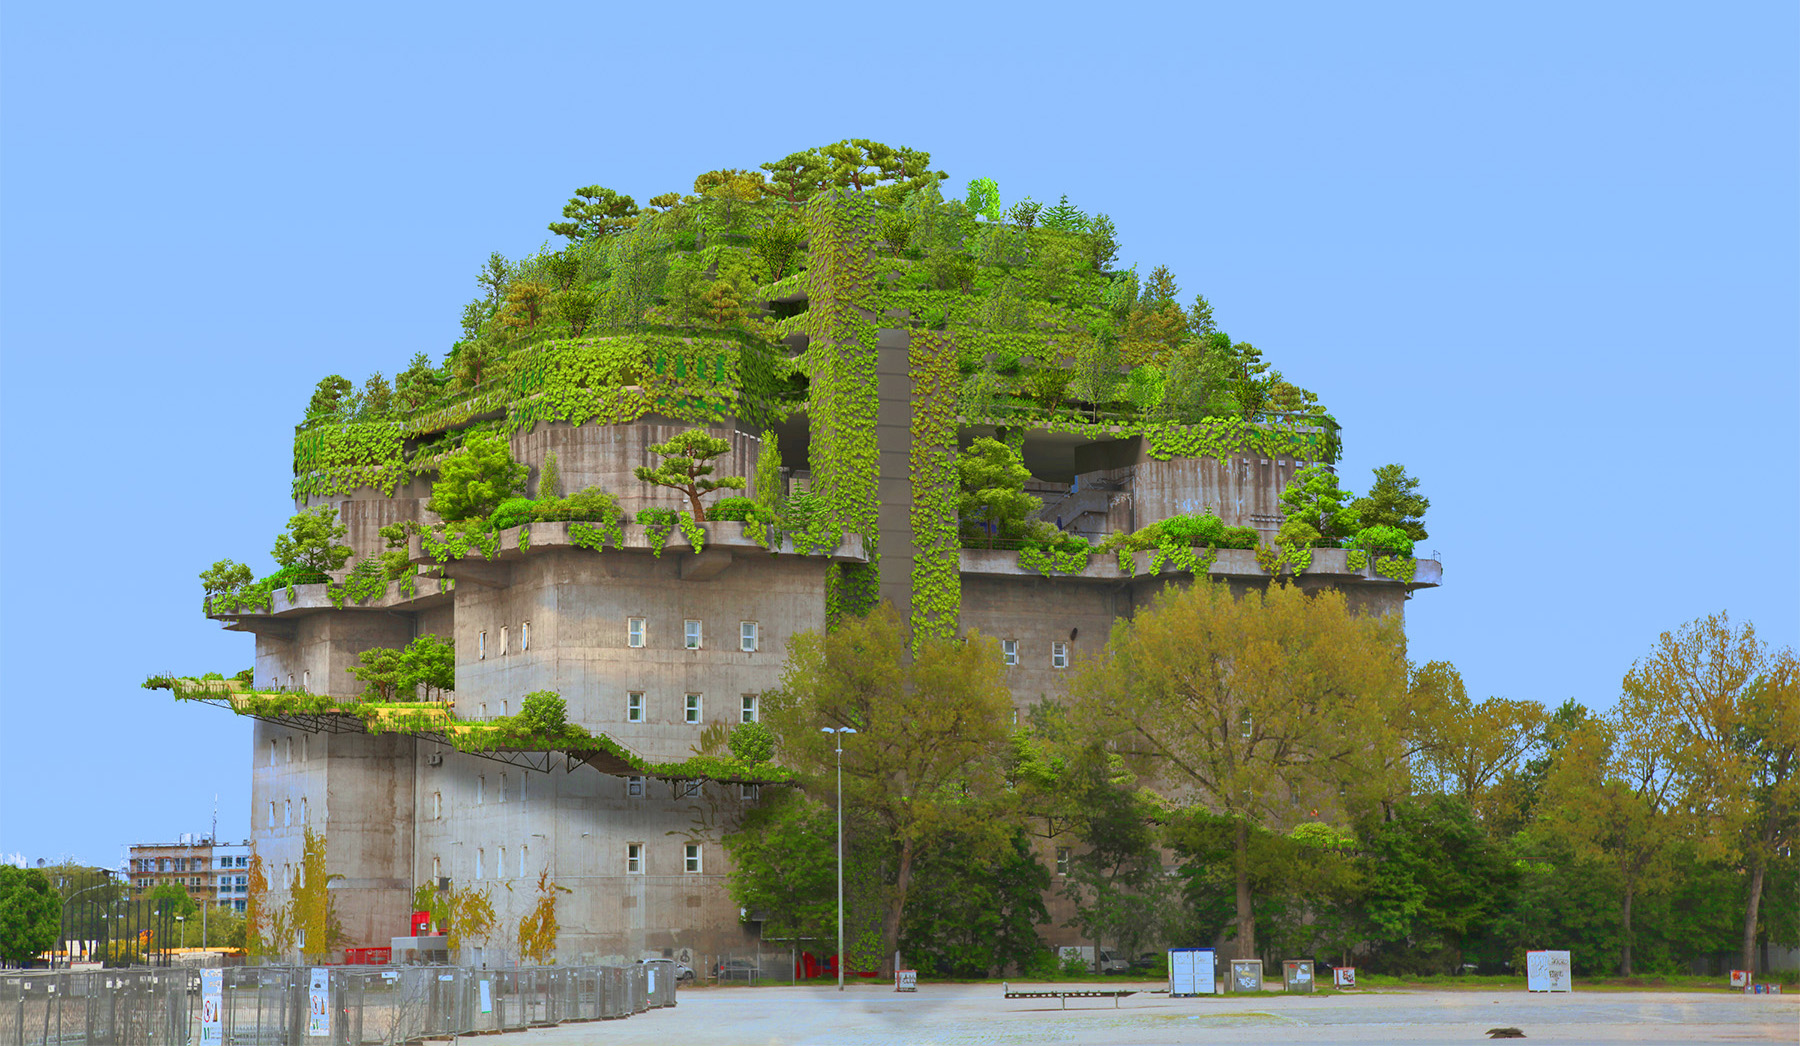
[3,3,1795,868]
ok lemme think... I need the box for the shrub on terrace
[429,432,527,522]
[707,496,772,523]
[273,505,354,577]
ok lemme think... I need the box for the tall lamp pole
[820,726,857,992]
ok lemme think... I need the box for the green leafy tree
[751,212,806,279]
[1074,582,1410,962]
[765,605,1016,975]
[518,691,568,734]
[729,720,775,764]
[956,437,1042,548]
[348,645,408,701]
[537,452,561,500]
[1621,613,1800,973]
[395,352,440,411]
[1356,797,1517,973]
[199,559,254,611]
[429,432,527,521]
[1351,464,1430,541]
[1278,465,1359,545]
[964,177,1002,221]
[1005,196,1042,231]
[1413,662,1548,828]
[0,867,59,965]
[272,505,353,576]
[358,372,393,418]
[760,148,831,206]
[1187,293,1217,337]
[305,375,354,420]
[901,829,1050,977]
[1067,331,1122,418]
[816,139,943,203]
[146,881,199,918]
[1088,213,1120,271]
[1040,195,1089,232]
[547,185,640,242]
[1054,753,1171,961]
[631,429,745,521]
[723,789,840,940]
[402,633,455,701]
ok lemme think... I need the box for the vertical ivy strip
[909,329,960,643]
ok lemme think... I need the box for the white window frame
[1051,642,1069,669]
[740,783,760,801]
[626,776,645,798]
[1056,847,1071,876]
[627,692,644,723]
[433,792,442,820]
[1003,639,1018,666]
[500,626,509,656]
[478,631,487,660]
[626,843,644,874]
[684,843,702,874]
[521,621,530,651]
[740,620,759,652]
[627,617,646,648]
[740,694,759,723]
[678,779,702,798]
[684,619,702,650]
[685,693,702,725]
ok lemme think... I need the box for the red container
[411,911,432,935]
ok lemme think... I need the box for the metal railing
[0,963,674,1046]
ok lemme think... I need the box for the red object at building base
[342,947,392,965]
[411,911,432,935]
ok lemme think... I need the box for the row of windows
[432,842,706,881]
[133,857,212,872]
[429,776,755,817]
[267,798,308,827]
[625,693,759,725]
[477,622,531,660]
[1002,640,1071,669]
[269,735,310,766]
[628,618,759,652]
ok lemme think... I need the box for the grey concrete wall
[508,418,759,521]
[958,575,1128,709]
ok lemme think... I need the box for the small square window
[626,843,644,874]
[1056,847,1070,876]
[685,619,702,650]
[1003,639,1018,666]
[740,694,759,723]
[478,631,487,660]
[500,626,509,656]
[521,621,530,651]
[627,692,644,723]
[627,776,645,798]
[740,621,759,652]
[628,617,646,648]
[1051,642,1069,669]
[685,694,702,725]
[740,783,760,801]
[678,779,702,798]
[684,843,702,874]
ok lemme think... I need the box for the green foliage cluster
[631,428,745,521]
[347,633,456,701]
[909,329,961,641]
[0,866,60,965]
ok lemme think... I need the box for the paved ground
[466,981,1798,1045]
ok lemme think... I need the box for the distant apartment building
[128,835,252,911]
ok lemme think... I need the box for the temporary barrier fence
[0,962,672,1046]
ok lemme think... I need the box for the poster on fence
[199,968,222,1045]
[308,968,330,1036]
[479,978,493,1014]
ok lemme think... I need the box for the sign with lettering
[1525,951,1572,992]
[307,968,330,1036]
[895,970,917,992]
[199,969,222,1045]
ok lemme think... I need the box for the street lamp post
[820,726,857,992]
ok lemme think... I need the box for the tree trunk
[879,837,916,978]
[1740,849,1768,975]
[1619,881,1635,977]
[1233,818,1256,962]
[687,488,708,522]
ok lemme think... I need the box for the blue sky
[3,2,1795,867]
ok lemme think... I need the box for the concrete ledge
[958,546,1441,588]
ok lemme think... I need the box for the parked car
[1097,949,1131,974]
[637,958,695,985]
[1127,952,1164,974]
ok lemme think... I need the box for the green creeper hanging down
[632,429,746,522]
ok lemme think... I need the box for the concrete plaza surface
[467,981,1797,1045]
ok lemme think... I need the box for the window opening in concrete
[679,779,702,797]
[627,692,644,722]
[520,846,527,878]
[302,671,309,690]
[740,784,760,801]
[522,621,530,651]
[267,802,275,828]
[741,620,758,652]
[498,847,506,877]
[628,617,646,648]
[285,737,293,763]
[685,693,702,724]
[627,843,643,874]
[301,735,308,762]
[627,776,645,798]
[283,800,291,826]
[1003,639,1019,666]
[499,773,508,803]
[685,844,702,873]
[1241,712,1253,739]
[1052,642,1069,669]
[477,776,485,804]
[476,850,484,879]
[741,694,759,723]
[433,792,442,819]
[269,739,277,767]
[478,631,487,660]
[685,619,702,650]
[432,857,440,880]
[300,797,307,824]
[501,626,509,656]
[1056,848,1070,875]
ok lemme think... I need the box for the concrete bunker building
[182,189,1440,966]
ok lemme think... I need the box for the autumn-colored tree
[1412,662,1547,826]
[631,429,745,521]
[515,871,569,964]
[244,852,269,958]
[1621,613,1800,973]
[293,826,344,962]
[1074,581,1409,962]
[765,605,1015,975]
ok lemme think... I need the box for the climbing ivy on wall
[908,329,960,642]
[804,189,883,624]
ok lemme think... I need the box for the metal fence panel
[0,963,673,1046]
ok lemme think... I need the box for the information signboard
[1230,959,1264,993]
[1333,967,1357,988]
[1525,950,1572,992]
[1169,948,1215,996]
[199,969,222,1045]
[1283,960,1315,993]
[895,970,917,992]
[307,968,330,1036]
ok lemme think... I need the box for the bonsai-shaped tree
[957,437,1042,548]
[547,185,640,243]
[273,505,353,578]
[305,375,354,421]
[1351,464,1429,542]
[428,432,527,522]
[518,691,569,734]
[632,429,746,522]
[348,646,409,701]
[1277,466,1359,546]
